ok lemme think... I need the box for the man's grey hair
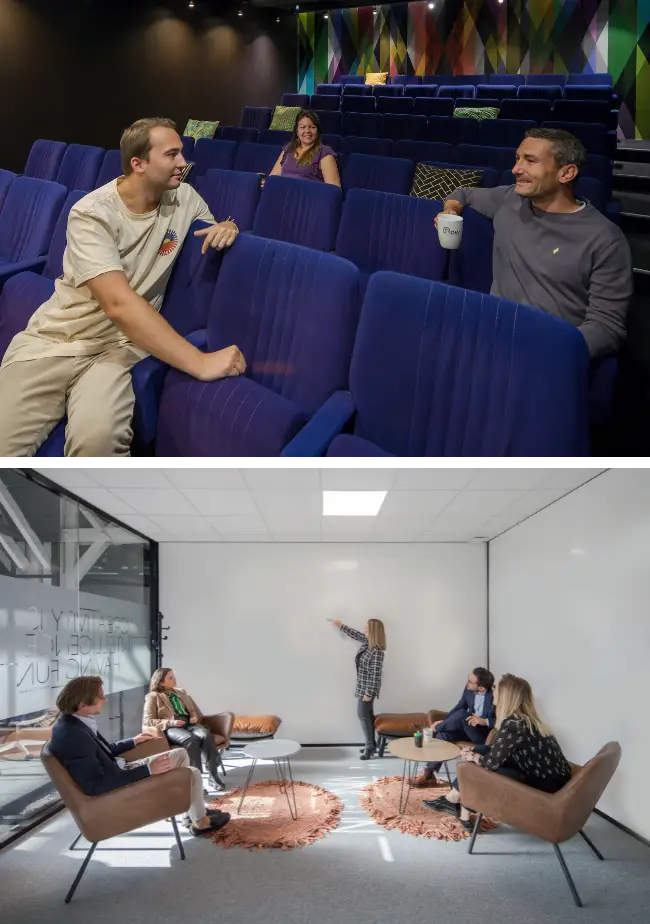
[524,127,586,172]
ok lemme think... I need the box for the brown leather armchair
[456,741,621,907]
[199,711,235,776]
[41,736,192,903]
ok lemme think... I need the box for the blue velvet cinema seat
[193,139,238,176]
[23,140,68,181]
[55,144,105,192]
[95,149,122,188]
[196,169,261,233]
[252,176,342,252]
[283,272,591,457]
[155,235,361,456]
[240,107,273,131]
[234,142,282,175]
[342,154,413,196]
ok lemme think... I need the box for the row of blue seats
[309,84,617,107]
[0,203,588,456]
[331,73,613,88]
[237,111,615,158]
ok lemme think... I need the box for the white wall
[160,542,486,743]
[489,469,650,840]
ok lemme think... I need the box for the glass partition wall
[0,470,158,847]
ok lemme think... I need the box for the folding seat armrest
[0,257,47,290]
[281,390,356,456]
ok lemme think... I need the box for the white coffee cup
[423,728,434,744]
[437,213,463,250]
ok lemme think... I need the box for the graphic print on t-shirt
[158,229,179,256]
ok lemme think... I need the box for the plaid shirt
[340,625,385,699]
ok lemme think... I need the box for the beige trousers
[128,747,206,822]
[0,345,144,457]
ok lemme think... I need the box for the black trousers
[165,724,221,782]
[357,697,376,749]
[426,712,490,772]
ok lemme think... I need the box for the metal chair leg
[378,736,387,758]
[64,842,97,903]
[69,832,83,851]
[467,812,482,854]
[553,843,583,907]
[579,829,604,860]
[171,815,185,860]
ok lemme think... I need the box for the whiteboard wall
[160,542,487,743]
[489,469,650,840]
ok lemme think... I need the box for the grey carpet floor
[1,747,648,924]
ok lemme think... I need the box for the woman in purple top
[269,110,341,187]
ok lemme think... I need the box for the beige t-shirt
[1,179,215,367]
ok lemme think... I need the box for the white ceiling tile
[432,490,526,529]
[113,514,164,537]
[72,488,140,516]
[321,469,398,490]
[36,469,99,489]
[181,490,259,516]
[321,518,375,538]
[75,469,172,488]
[148,516,217,534]
[539,469,605,490]
[372,518,430,537]
[393,469,476,490]
[468,469,551,491]
[243,469,321,490]
[379,490,458,518]
[478,489,569,537]
[207,516,269,536]
[165,469,248,490]
[254,490,322,518]
[270,517,321,536]
[110,488,197,516]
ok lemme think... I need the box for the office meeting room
[0,464,648,924]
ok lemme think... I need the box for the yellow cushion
[365,72,389,86]
[183,119,219,140]
[270,106,301,131]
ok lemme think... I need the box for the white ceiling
[35,467,606,543]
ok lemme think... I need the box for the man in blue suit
[413,667,496,786]
[50,675,229,837]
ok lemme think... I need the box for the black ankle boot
[359,747,375,760]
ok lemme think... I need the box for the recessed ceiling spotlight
[238,8,243,15]
[188,0,195,8]
[324,12,329,18]
[428,2,434,7]
[276,16,280,21]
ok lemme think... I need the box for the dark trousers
[452,759,524,793]
[357,697,376,749]
[165,724,221,783]
[425,712,490,772]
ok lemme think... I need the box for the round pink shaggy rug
[359,775,499,841]
[207,780,343,850]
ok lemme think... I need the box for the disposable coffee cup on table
[437,213,463,250]
[423,728,433,744]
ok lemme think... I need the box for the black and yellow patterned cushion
[270,106,301,131]
[410,164,483,200]
[453,106,499,121]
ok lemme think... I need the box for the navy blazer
[50,713,149,797]
[445,688,496,729]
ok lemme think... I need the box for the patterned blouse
[479,715,572,792]
[340,625,385,700]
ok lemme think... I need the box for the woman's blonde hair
[494,673,551,737]
[150,667,174,693]
[367,618,386,651]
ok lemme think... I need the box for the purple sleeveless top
[280,144,336,182]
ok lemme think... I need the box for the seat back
[448,206,495,294]
[343,153,413,196]
[322,133,343,152]
[373,85,404,98]
[55,144,105,192]
[194,139,238,175]
[457,144,516,175]
[220,127,259,144]
[488,74,525,86]
[234,142,282,175]
[349,271,591,456]
[41,742,94,837]
[316,83,342,95]
[253,176,342,252]
[564,85,613,102]
[44,190,87,280]
[282,93,310,108]
[477,84,517,100]
[206,234,361,414]
[394,140,455,165]
[24,140,68,181]
[526,73,568,86]
[404,85,439,98]
[341,96,377,114]
[390,76,416,86]
[342,84,373,96]
[381,114,428,141]
[552,743,622,842]
[311,111,342,134]
[0,177,67,263]
[309,94,340,111]
[95,149,122,188]
[413,98,454,117]
[200,169,261,233]
[181,136,195,160]
[343,137,394,158]
[518,85,564,102]
[542,120,608,155]
[438,85,476,99]
[341,113,383,138]
[240,106,273,130]
[258,130,292,147]
[0,273,56,359]
[499,98,552,123]
[0,170,17,213]
[428,116,479,145]
[339,76,365,85]
[551,99,611,125]
[480,119,536,148]
[568,73,613,86]
[158,219,224,336]
[582,153,613,197]
[377,97,414,114]
[336,189,448,288]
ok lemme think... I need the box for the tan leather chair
[41,737,192,903]
[374,709,471,775]
[457,741,622,907]
[200,711,235,776]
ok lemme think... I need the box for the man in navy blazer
[414,667,496,786]
[50,675,230,836]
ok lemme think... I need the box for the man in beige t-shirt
[0,117,246,457]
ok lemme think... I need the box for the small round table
[238,738,301,820]
[389,737,461,814]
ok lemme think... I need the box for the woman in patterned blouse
[329,618,387,760]
[425,673,572,828]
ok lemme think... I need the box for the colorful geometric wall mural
[297,0,650,139]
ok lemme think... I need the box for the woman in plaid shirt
[330,618,387,760]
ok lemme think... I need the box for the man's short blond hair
[120,117,178,175]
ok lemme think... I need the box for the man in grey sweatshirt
[438,127,633,358]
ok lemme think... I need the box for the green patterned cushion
[270,106,301,131]
[453,106,499,121]
[183,119,220,140]
[410,164,483,201]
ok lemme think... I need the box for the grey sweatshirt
[447,184,633,357]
